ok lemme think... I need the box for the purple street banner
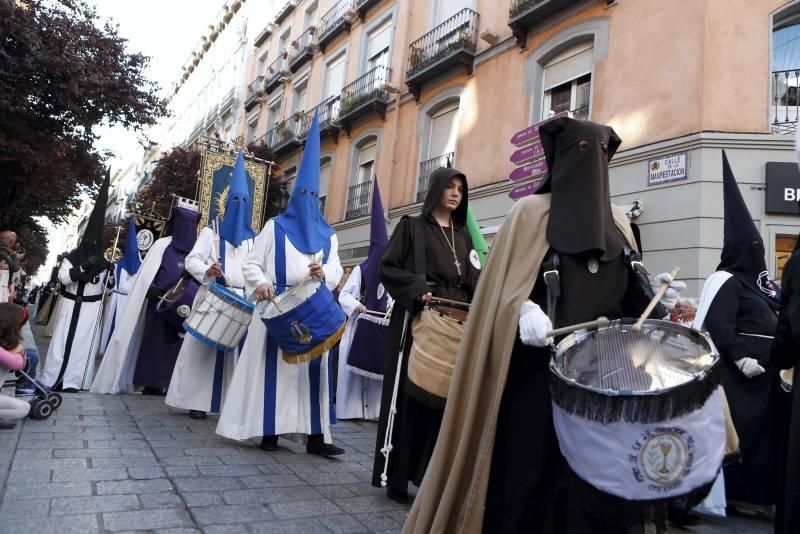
[508,177,547,200]
[510,142,543,165]
[508,157,548,182]
[509,111,568,147]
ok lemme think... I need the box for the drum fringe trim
[549,365,721,424]
[282,321,347,364]
[345,364,383,381]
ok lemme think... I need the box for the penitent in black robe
[483,249,665,534]
[703,276,783,507]
[371,214,479,497]
[770,249,800,534]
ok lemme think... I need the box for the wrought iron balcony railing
[299,95,341,138]
[772,68,800,134]
[265,52,289,94]
[244,76,265,111]
[406,9,479,101]
[417,152,455,202]
[317,0,354,52]
[338,65,392,134]
[508,0,582,48]
[289,27,317,73]
[345,181,372,220]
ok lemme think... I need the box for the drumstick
[429,296,470,308]
[632,266,680,331]
[546,317,609,338]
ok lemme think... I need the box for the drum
[407,302,469,404]
[550,318,725,506]
[260,278,346,364]
[184,283,254,351]
[155,277,200,331]
[346,312,390,379]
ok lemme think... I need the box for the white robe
[90,238,171,394]
[336,265,388,420]
[216,220,343,443]
[41,258,108,390]
[100,266,137,354]
[165,228,253,414]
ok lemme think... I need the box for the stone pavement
[0,311,773,533]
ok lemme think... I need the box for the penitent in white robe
[336,265,388,420]
[165,228,253,414]
[90,238,171,394]
[41,259,108,390]
[216,220,343,443]
[100,266,137,354]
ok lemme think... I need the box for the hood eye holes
[579,139,591,151]
[299,188,308,194]
[310,191,318,197]
[600,141,608,153]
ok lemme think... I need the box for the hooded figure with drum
[335,179,393,420]
[100,216,142,354]
[372,166,481,503]
[402,118,720,534]
[91,200,200,395]
[166,150,257,419]
[216,113,346,456]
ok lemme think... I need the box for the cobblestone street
[0,317,774,533]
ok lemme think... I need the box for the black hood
[718,151,780,309]
[422,167,469,228]
[164,207,200,253]
[68,168,110,267]
[537,117,622,261]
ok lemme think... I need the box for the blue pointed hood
[219,150,257,247]
[117,216,142,276]
[273,112,334,254]
[360,180,388,310]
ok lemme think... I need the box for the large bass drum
[550,318,724,507]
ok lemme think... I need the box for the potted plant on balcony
[409,47,426,72]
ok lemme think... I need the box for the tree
[135,147,201,219]
[0,0,166,276]
[247,142,288,220]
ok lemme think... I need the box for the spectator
[0,303,32,427]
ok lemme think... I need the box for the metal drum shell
[184,283,254,351]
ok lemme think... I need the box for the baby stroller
[15,370,62,420]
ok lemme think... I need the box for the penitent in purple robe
[133,207,198,390]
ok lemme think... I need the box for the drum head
[261,279,321,319]
[551,319,720,424]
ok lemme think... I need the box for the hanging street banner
[509,111,568,147]
[508,158,548,182]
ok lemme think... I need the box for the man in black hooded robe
[372,167,481,502]
[694,152,784,513]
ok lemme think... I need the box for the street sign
[509,111,567,147]
[647,152,688,186]
[508,158,547,182]
[508,178,547,200]
[510,142,543,165]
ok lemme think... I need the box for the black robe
[372,215,479,495]
[704,275,782,506]
[483,249,665,534]
[770,250,800,534]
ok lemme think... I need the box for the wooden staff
[633,266,681,331]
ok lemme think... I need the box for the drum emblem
[290,321,313,344]
[177,305,191,318]
[377,283,385,300]
[469,249,481,270]
[640,432,688,485]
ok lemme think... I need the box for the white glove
[735,357,766,378]
[518,300,553,347]
[651,272,687,310]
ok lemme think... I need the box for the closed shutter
[367,20,392,69]
[428,103,458,160]
[543,42,594,90]
[435,0,465,25]
[325,55,347,99]
[320,159,332,197]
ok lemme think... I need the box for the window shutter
[320,160,332,196]
[367,21,392,60]
[543,43,594,90]
[325,56,347,99]
[428,104,458,159]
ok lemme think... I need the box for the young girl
[0,303,32,425]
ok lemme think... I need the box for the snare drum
[155,277,200,331]
[550,318,725,505]
[184,283,254,351]
[347,313,390,379]
[260,278,346,364]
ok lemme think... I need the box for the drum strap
[542,250,561,324]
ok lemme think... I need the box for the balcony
[405,9,479,101]
[265,52,289,94]
[244,76,265,111]
[274,0,298,25]
[317,0,354,53]
[417,152,454,202]
[337,65,392,135]
[345,180,372,220]
[354,0,381,21]
[254,23,277,48]
[508,0,582,48]
[299,95,341,141]
[289,27,317,73]
[267,119,303,159]
[772,68,799,134]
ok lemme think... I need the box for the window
[319,158,332,214]
[427,102,459,160]
[246,114,260,144]
[772,7,800,133]
[268,98,282,128]
[357,142,376,185]
[279,29,291,52]
[304,1,318,29]
[257,51,270,77]
[346,139,376,219]
[324,53,347,100]
[434,0,465,26]
[541,42,593,120]
[366,19,392,71]
[222,112,233,141]
[293,79,308,115]
[284,169,296,196]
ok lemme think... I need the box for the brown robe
[402,193,637,534]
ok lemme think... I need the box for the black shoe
[260,436,278,451]
[62,387,79,393]
[189,410,207,420]
[141,387,164,396]
[387,487,410,504]
[0,420,17,429]
[306,441,345,457]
